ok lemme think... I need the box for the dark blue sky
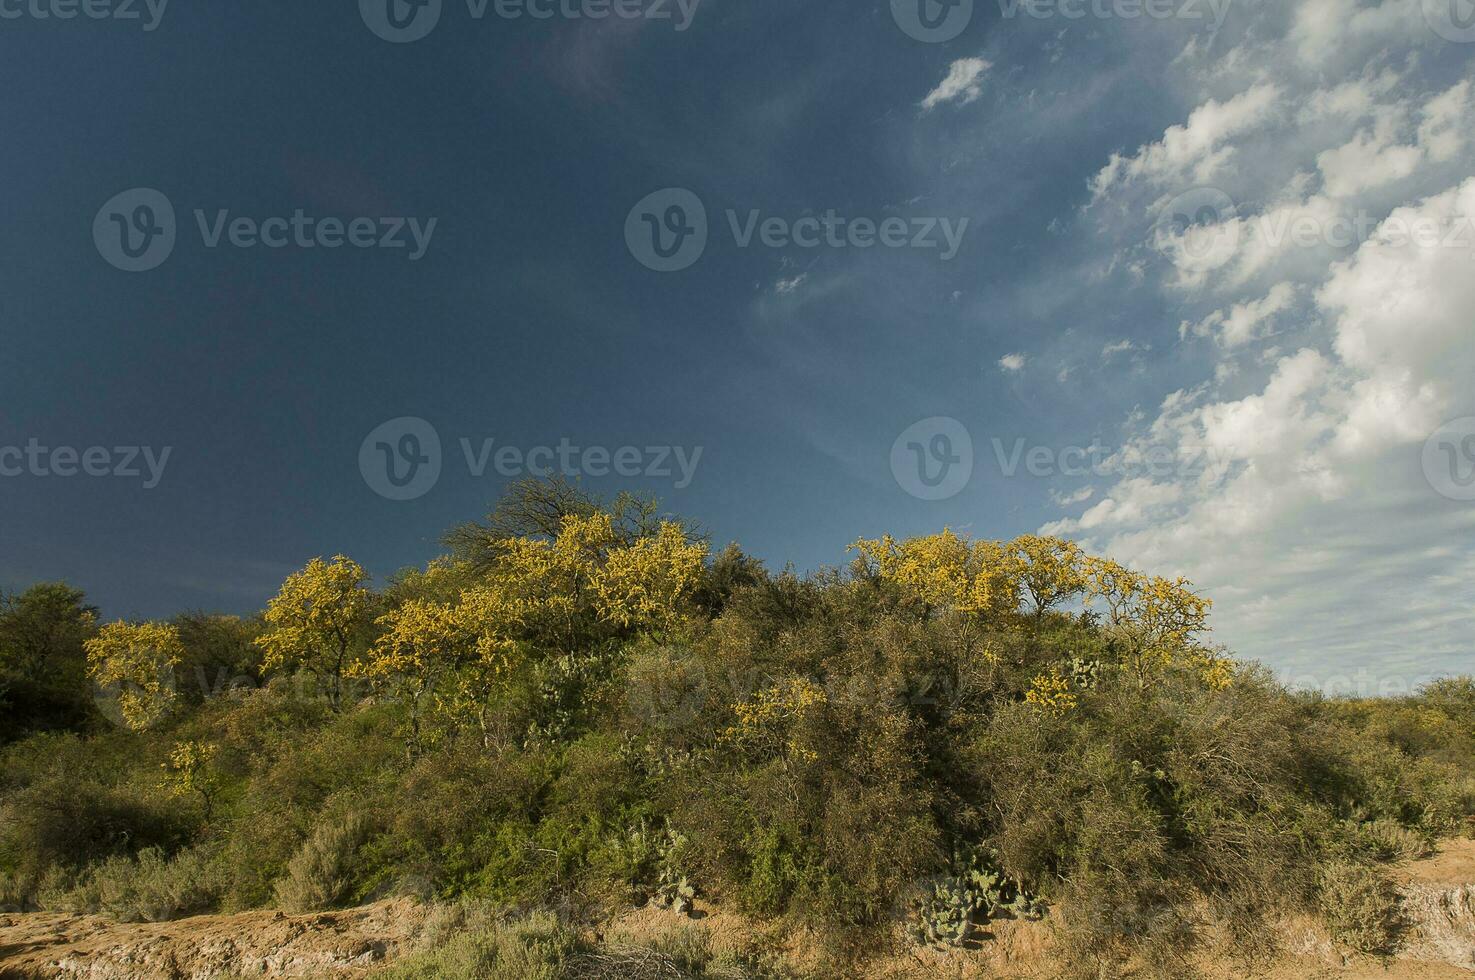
[5,0,1472,683]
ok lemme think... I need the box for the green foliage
[170,613,263,707]
[0,762,191,888]
[1,484,1471,976]
[375,906,767,980]
[604,817,694,913]
[1319,861,1405,954]
[38,846,224,922]
[0,583,97,741]
[274,812,372,913]
[375,909,580,980]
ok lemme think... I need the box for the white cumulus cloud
[921,58,992,112]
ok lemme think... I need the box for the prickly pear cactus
[654,874,697,915]
[913,844,1045,947]
[1069,657,1101,690]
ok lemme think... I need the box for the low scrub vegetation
[1,478,1471,976]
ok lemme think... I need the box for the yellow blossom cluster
[347,512,707,743]
[1025,666,1079,718]
[84,621,185,730]
[254,556,374,707]
[724,677,829,762]
[852,531,1218,689]
[850,530,1019,617]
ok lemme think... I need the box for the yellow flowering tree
[850,530,1021,619]
[1009,535,1087,616]
[162,740,222,818]
[1084,557,1213,687]
[353,513,706,747]
[353,566,525,749]
[490,512,708,652]
[84,621,185,730]
[255,555,374,709]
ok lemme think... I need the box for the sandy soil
[0,899,428,979]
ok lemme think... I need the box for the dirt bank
[0,899,427,979]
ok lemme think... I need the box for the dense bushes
[1,480,1471,974]
[37,846,224,922]
[1318,862,1406,954]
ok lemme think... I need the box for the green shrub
[738,827,807,916]
[274,812,371,913]
[3,492,1474,976]
[912,846,1042,947]
[377,909,767,980]
[39,846,224,922]
[0,868,36,911]
[1319,861,1404,954]
[1350,819,1433,862]
[375,910,580,980]
[0,773,191,881]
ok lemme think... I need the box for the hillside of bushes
[1,479,1472,977]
